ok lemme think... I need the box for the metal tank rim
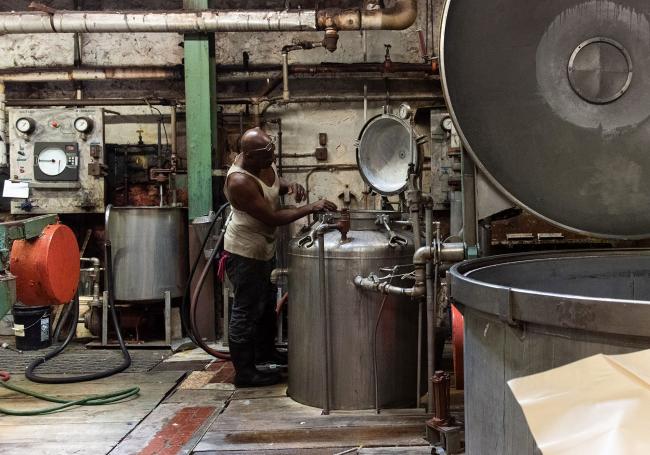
[439,0,650,240]
[449,248,650,338]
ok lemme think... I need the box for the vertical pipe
[282,52,290,101]
[425,206,435,413]
[0,82,7,167]
[411,209,423,409]
[318,230,331,415]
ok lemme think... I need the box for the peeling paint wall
[0,0,445,212]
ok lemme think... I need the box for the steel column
[184,0,216,220]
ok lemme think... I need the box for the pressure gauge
[74,117,93,134]
[15,117,35,134]
[37,147,68,176]
[398,103,413,120]
[441,116,454,132]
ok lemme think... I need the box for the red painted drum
[10,224,80,306]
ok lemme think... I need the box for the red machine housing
[10,223,80,306]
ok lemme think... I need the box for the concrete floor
[0,339,452,454]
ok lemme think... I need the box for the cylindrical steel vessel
[107,206,188,302]
[288,210,419,410]
[450,249,650,454]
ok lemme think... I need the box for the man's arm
[228,173,336,227]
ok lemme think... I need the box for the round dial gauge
[37,147,68,176]
[441,116,454,131]
[398,103,413,119]
[74,117,93,133]
[16,117,35,134]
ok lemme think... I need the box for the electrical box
[8,108,105,214]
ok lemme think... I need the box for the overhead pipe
[0,0,416,34]
[317,0,417,30]
[0,67,182,82]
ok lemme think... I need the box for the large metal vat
[107,206,188,302]
[288,210,419,410]
[450,249,650,454]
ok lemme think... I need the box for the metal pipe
[425,207,435,413]
[0,0,416,34]
[0,10,317,33]
[410,205,423,409]
[5,98,175,107]
[0,67,182,82]
[282,52,290,101]
[317,227,331,415]
[270,268,289,285]
[216,61,435,74]
[0,82,6,167]
[317,0,417,30]
[5,93,441,108]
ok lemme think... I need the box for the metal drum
[288,211,419,410]
[450,249,650,454]
[107,206,188,302]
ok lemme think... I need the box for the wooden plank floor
[0,371,184,455]
[193,379,431,454]
[1,347,440,454]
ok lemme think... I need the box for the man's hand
[287,182,306,203]
[309,199,337,213]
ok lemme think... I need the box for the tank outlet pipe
[315,209,350,415]
[0,0,416,34]
[270,268,288,285]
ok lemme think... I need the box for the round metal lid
[356,114,418,196]
[441,0,650,239]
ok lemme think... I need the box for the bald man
[224,127,337,387]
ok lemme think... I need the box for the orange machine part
[10,223,80,307]
[451,304,465,390]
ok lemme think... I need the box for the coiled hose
[24,240,132,384]
[186,203,231,360]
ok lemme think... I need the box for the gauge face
[441,116,454,131]
[74,117,93,133]
[398,103,412,119]
[16,117,35,134]
[37,147,68,176]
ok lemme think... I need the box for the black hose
[25,241,132,384]
[181,202,230,343]
[189,228,231,360]
[52,299,74,343]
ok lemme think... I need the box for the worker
[224,126,337,388]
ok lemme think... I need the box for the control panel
[8,108,105,214]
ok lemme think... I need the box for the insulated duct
[0,0,416,34]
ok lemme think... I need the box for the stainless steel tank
[107,206,188,302]
[450,249,650,454]
[288,210,419,410]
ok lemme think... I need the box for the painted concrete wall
[0,0,445,216]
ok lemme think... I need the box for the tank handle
[376,214,408,248]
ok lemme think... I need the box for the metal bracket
[498,288,517,326]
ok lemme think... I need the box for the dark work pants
[226,253,277,347]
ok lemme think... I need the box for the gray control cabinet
[8,108,105,214]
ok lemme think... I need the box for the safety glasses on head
[247,135,276,154]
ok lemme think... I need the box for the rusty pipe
[317,0,417,31]
[0,67,182,82]
[0,1,415,34]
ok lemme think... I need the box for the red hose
[451,304,464,390]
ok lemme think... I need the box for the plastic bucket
[13,304,52,351]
